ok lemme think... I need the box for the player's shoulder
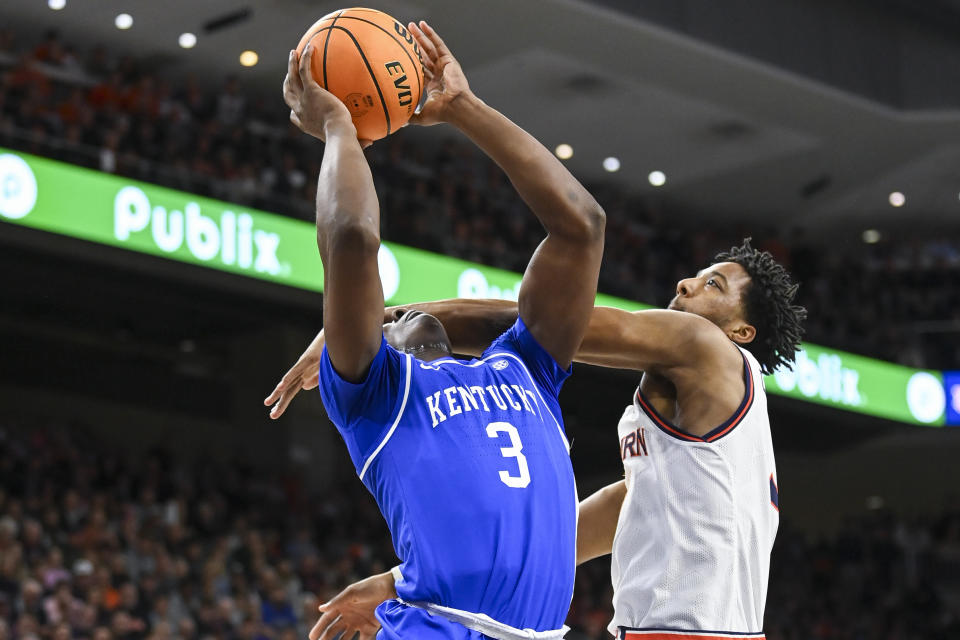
[479,349,528,375]
[644,310,742,371]
[652,317,747,400]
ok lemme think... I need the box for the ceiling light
[554,144,573,160]
[239,50,259,67]
[603,157,620,172]
[648,170,666,187]
[115,13,133,30]
[48,0,66,10]
[862,229,881,244]
[888,191,905,207]
[179,33,197,49]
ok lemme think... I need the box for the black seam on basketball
[316,25,391,136]
[332,15,423,105]
[321,10,343,89]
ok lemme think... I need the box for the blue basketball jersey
[318,317,577,637]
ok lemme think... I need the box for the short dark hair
[713,238,806,375]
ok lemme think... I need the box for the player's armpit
[576,480,627,565]
[519,229,604,369]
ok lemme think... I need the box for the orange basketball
[295,8,425,141]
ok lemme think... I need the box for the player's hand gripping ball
[296,7,425,141]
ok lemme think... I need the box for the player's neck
[399,342,452,361]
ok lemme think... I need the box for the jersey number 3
[486,422,530,488]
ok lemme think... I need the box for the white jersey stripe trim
[358,353,413,480]
[399,599,569,640]
[426,352,570,452]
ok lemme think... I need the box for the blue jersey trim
[358,352,413,480]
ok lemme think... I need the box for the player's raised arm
[285,46,383,382]
[408,22,605,368]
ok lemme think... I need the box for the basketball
[295,7,425,141]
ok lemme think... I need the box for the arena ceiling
[3,0,960,241]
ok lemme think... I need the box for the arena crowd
[1,425,959,640]
[1,29,958,370]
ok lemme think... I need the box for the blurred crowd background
[1,29,958,370]
[2,425,959,640]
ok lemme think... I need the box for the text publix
[114,186,283,275]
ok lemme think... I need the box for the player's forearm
[304,329,326,358]
[315,120,381,258]
[385,299,518,356]
[576,480,626,565]
[376,300,666,367]
[372,299,696,370]
[447,95,605,241]
[576,307,711,371]
[575,306,640,369]
[315,119,386,381]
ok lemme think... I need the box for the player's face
[668,261,754,340]
[383,309,453,355]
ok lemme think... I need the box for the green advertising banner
[0,149,647,310]
[0,148,946,426]
[765,345,944,426]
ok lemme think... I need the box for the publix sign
[0,146,949,427]
[114,186,283,275]
[768,345,945,425]
[772,349,862,407]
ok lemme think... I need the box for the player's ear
[728,322,756,345]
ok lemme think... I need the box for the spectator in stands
[0,29,957,370]
[216,76,246,127]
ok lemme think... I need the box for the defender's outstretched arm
[265,301,730,418]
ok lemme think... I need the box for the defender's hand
[308,572,395,640]
[407,21,473,127]
[263,332,324,419]
[283,46,372,146]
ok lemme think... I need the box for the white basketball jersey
[609,346,779,638]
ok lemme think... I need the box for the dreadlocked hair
[713,238,807,375]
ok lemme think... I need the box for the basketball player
[268,241,805,640]
[282,20,605,640]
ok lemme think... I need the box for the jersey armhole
[635,350,755,443]
[358,352,413,480]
